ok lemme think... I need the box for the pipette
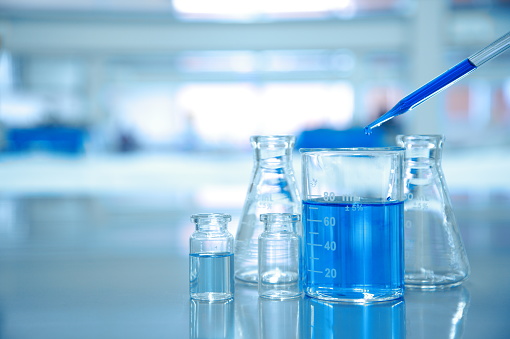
[364,31,510,134]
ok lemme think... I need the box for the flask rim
[250,135,295,148]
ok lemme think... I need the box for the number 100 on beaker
[300,148,405,303]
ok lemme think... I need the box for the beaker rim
[299,147,404,154]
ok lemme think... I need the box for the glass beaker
[300,147,405,302]
[235,135,301,285]
[258,213,302,299]
[189,213,234,301]
[397,135,470,289]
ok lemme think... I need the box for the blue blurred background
[0,1,509,337]
[0,0,508,196]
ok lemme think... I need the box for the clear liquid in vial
[190,252,234,301]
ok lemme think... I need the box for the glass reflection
[259,297,302,339]
[405,286,470,339]
[302,297,405,339]
[235,284,260,339]
[190,298,234,339]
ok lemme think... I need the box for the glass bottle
[190,213,234,301]
[235,135,301,285]
[258,213,302,299]
[397,135,470,289]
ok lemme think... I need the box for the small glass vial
[258,213,302,299]
[190,213,234,301]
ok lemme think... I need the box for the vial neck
[265,223,295,233]
[196,222,227,232]
[255,149,293,168]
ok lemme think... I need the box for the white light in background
[176,81,354,147]
[173,0,354,17]
[258,82,354,132]
[0,93,45,126]
[113,88,175,146]
[176,83,259,146]
[173,0,258,17]
[260,0,353,13]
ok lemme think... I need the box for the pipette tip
[364,105,408,135]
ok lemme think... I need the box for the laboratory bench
[0,152,508,338]
[0,192,507,339]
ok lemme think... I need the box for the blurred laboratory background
[0,0,509,338]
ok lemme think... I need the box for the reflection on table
[189,284,470,339]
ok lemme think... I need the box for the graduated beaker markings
[320,192,362,203]
[303,198,404,301]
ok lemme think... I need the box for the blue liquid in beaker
[190,252,234,300]
[303,200,404,302]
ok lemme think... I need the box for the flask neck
[251,135,294,166]
[264,222,296,233]
[195,223,228,232]
[397,135,443,164]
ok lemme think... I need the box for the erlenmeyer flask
[235,135,301,285]
[397,135,470,289]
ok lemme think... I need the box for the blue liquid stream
[365,59,477,134]
[303,200,404,298]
